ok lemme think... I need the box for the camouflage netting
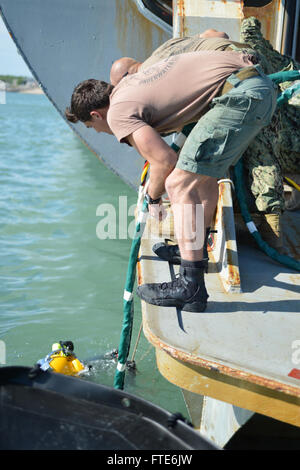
[240,17,300,213]
[240,16,300,74]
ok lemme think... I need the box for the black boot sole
[181,301,207,312]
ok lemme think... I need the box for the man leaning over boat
[65,47,277,312]
[109,19,300,256]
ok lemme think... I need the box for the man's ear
[90,110,103,120]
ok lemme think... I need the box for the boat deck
[137,207,300,426]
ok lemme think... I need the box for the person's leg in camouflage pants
[238,17,300,250]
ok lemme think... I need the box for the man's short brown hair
[65,79,114,123]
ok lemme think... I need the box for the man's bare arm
[127,125,178,199]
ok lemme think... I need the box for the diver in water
[37,341,87,376]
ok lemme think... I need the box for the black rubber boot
[136,260,208,312]
[152,228,214,270]
[152,243,181,264]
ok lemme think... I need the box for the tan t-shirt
[108,51,254,143]
[140,36,250,70]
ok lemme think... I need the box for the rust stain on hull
[141,312,300,401]
[176,0,187,38]
[227,253,241,287]
[212,181,241,291]
[156,347,300,427]
[115,0,167,61]
[242,0,281,43]
[137,252,143,286]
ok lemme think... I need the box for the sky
[0,15,32,76]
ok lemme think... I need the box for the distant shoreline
[6,86,44,95]
[19,86,44,95]
[0,76,44,95]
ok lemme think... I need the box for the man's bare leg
[165,168,218,261]
[137,168,218,312]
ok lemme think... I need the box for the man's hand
[127,125,178,200]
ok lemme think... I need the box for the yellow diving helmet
[45,341,86,376]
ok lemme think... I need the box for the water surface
[0,92,187,416]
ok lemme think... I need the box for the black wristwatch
[145,192,161,205]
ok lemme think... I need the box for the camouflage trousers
[240,17,300,213]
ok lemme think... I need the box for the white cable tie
[123,290,133,302]
[246,221,258,233]
[117,362,126,372]
[174,132,186,149]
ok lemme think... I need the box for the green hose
[113,197,148,390]
[269,70,300,106]
[268,70,300,85]
[233,69,300,272]
[233,160,300,271]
